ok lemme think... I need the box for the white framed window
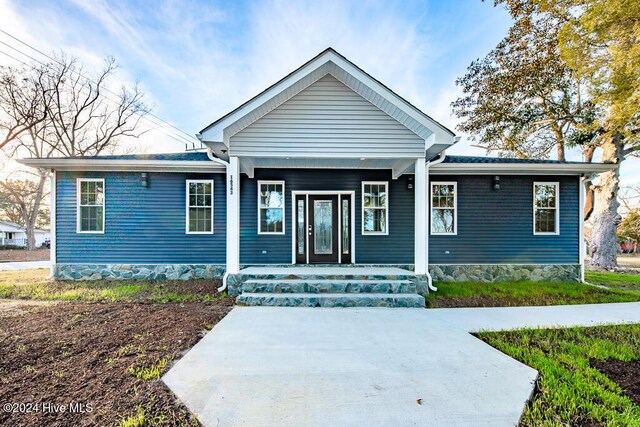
[77,178,105,234]
[431,182,457,235]
[186,179,214,234]
[362,181,388,235]
[533,182,559,235]
[258,181,285,234]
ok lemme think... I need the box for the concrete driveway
[163,303,640,427]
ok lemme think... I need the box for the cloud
[1,0,639,189]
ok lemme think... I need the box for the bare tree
[0,54,149,249]
[0,179,50,243]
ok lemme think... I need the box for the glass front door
[295,194,351,264]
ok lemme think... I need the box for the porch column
[226,156,240,274]
[414,158,428,274]
[50,170,56,277]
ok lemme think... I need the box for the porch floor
[238,266,414,276]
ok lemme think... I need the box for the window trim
[76,178,105,234]
[361,181,389,236]
[430,181,457,236]
[185,179,215,235]
[258,180,286,235]
[533,181,560,236]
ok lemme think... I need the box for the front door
[295,194,352,264]
[308,195,339,263]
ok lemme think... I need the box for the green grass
[128,357,168,381]
[478,324,640,425]
[427,280,640,308]
[0,269,228,303]
[586,270,640,291]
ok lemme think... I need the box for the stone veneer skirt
[54,263,580,283]
[428,264,581,283]
[55,264,226,281]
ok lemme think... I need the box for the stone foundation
[55,264,226,281]
[428,264,581,283]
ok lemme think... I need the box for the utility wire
[0,41,197,148]
[0,29,203,150]
[0,28,199,144]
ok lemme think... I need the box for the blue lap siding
[54,169,579,267]
[429,175,579,264]
[239,169,415,264]
[55,171,226,264]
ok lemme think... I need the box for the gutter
[205,147,232,293]
[425,151,448,292]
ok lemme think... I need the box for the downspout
[205,146,231,292]
[424,150,448,292]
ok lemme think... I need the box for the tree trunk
[25,169,47,251]
[556,142,566,162]
[583,145,596,221]
[589,135,623,270]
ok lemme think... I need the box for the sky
[0,0,639,189]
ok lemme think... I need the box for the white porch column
[579,175,585,281]
[50,170,56,277]
[226,157,240,274]
[414,158,428,274]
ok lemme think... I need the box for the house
[0,221,50,248]
[19,48,613,306]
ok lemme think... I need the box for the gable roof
[198,48,457,150]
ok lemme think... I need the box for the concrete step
[236,293,426,308]
[242,279,417,294]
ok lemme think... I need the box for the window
[431,182,456,235]
[534,182,559,235]
[186,180,214,234]
[258,181,284,234]
[77,178,105,233]
[362,182,388,234]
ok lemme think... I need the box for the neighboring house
[0,221,50,247]
[19,48,614,306]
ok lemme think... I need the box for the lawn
[426,279,640,308]
[0,269,227,303]
[585,270,640,291]
[478,324,640,426]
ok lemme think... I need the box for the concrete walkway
[0,261,50,271]
[163,303,640,427]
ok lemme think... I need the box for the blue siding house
[20,48,614,307]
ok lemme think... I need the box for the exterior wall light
[141,172,148,188]
[493,175,500,191]
[407,175,414,190]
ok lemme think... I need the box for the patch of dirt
[0,249,50,262]
[0,299,55,316]
[0,300,233,426]
[591,358,640,405]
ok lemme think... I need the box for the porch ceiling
[238,157,416,178]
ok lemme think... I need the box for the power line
[0,40,198,148]
[0,46,197,149]
[0,29,203,150]
[0,28,199,144]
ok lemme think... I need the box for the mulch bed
[0,300,234,426]
[0,249,50,262]
[591,359,640,405]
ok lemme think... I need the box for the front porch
[230,265,426,307]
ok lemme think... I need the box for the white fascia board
[17,159,226,173]
[429,163,616,175]
[199,49,457,148]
